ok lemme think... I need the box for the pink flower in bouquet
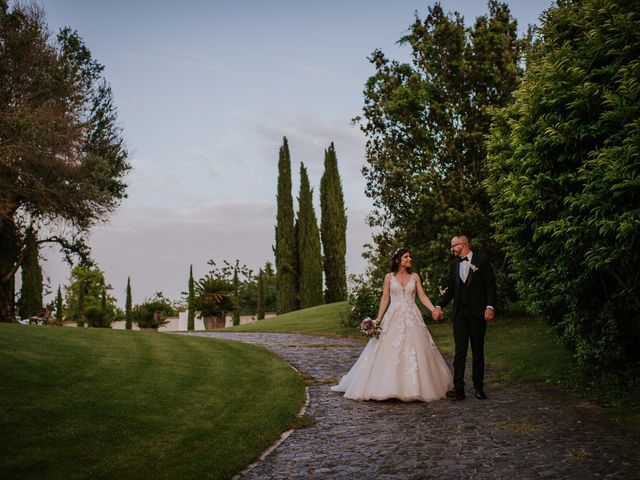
[359,317,382,338]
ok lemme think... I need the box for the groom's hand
[432,307,442,321]
[484,307,495,321]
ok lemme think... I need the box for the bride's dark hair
[391,248,412,273]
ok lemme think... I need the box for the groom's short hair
[455,235,470,245]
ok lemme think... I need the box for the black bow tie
[459,257,468,262]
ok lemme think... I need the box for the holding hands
[432,306,494,321]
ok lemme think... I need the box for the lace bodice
[383,274,428,332]
[389,274,416,304]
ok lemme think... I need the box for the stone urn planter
[202,315,225,329]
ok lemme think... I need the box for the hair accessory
[393,247,404,257]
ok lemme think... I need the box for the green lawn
[225,301,358,336]
[0,324,305,480]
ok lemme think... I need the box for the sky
[36,0,553,306]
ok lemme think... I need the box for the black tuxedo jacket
[437,252,496,321]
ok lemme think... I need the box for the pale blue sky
[38,0,553,305]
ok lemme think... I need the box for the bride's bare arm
[375,274,391,322]
[414,273,435,312]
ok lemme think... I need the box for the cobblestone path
[185,332,639,479]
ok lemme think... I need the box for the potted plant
[193,275,235,329]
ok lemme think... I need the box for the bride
[331,248,452,402]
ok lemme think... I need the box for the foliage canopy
[486,0,640,375]
[0,3,130,321]
[356,1,526,301]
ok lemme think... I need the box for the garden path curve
[184,332,639,479]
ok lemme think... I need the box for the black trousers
[452,306,487,392]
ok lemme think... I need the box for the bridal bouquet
[359,317,382,338]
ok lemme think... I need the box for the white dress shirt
[459,251,473,283]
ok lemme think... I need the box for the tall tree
[125,277,132,330]
[0,3,130,322]
[296,163,324,308]
[486,0,640,376]
[356,1,525,302]
[55,286,63,323]
[274,137,298,313]
[17,229,43,319]
[320,143,347,302]
[65,265,118,322]
[187,266,195,330]
[232,260,241,325]
[256,268,265,320]
[262,261,277,313]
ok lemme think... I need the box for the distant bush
[84,306,112,328]
[131,294,176,329]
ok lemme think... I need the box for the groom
[432,235,496,400]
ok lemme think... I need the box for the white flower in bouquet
[359,317,382,338]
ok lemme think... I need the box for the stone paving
[184,332,639,479]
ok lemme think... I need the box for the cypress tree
[56,286,63,323]
[320,143,347,302]
[187,266,195,330]
[274,137,298,313]
[232,262,240,326]
[262,261,277,313]
[294,217,300,307]
[125,277,132,330]
[296,163,324,308]
[256,268,265,320]
[18,229,43,319]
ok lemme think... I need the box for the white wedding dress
[331,275,453,402]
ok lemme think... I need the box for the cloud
[295,62,361,88]
[251,110,366,174]
[246,110,369,215]
[170,52,240,76]
[122,50,239,77]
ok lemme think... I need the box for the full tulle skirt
[331,302,452,402]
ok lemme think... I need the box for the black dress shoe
[474,389,487,400]
[446,390,465,400]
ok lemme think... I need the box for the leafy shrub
[486,0,640,378]
[84,306,112,328]
[341,275,380,328]
[131,295,176,329]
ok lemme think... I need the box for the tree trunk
[0,279,16,322]
[0,218,20,322]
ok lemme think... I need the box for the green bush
[341,275,380,328]
[84,306,112,328]
[131,297,175,329]
[486,0,640,378]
